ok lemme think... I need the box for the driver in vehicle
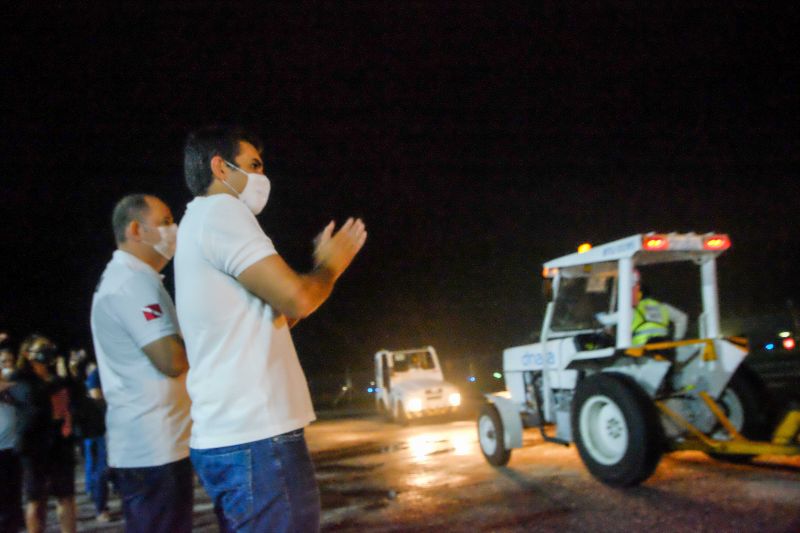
[597,270,688,346]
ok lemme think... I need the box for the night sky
[3,3,798,378]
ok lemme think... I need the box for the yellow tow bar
[656,397,800,456]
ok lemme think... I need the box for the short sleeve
[202,197,277,277]
[109,273,179,348]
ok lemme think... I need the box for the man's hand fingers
[314,221,335,247]
[335,217,354,235]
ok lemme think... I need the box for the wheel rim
[711,389,744,439]
[579,394,629,465]
[478,414,498,455]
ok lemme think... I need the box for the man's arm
[142,334,189,378]
[663,303,688,340]
[237,218,366,319]
[237,256,337,319]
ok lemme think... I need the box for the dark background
[2,2,798,379]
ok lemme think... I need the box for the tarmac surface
[39,405,800,532]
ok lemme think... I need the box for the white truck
[374,346,462,423]
[478,232,800,486]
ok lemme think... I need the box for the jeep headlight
[448,392,461,407]
[407,398,423,412]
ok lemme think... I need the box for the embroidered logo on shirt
[142,304,163,321]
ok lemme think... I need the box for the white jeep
[374,346,461,423]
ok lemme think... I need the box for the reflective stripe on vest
[631,298,669,346]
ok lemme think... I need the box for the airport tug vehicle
[478,232,800,486]
[375,346,461,424]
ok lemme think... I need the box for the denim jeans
[113,457,193,533]
[191,428,320,533]
[83,436,109,514]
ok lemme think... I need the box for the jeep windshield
[550,274,615,332]
[392,351,435,372]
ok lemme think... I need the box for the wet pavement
[44,405,800,532]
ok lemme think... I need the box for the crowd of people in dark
[0,332,111,532]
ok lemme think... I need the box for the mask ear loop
[220,160,245,197]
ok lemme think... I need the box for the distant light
[577,243,592,254]
[468,376,476,383]
[342,385,349,391]
[784,338,796,351]
[779,331,791,338]
[765,343,775,351]
[643,235,669,251]
[492,372,503,379]
[367,387,374,393]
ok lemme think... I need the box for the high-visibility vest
[631,298,670,346]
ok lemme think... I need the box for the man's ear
[210,155,227,180]
[126,219,142,242]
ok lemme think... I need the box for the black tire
[572,372,663,487]
[708,365,770,463]
[377,399,392,422]
[477,403,511,466]
[395,401,408,425]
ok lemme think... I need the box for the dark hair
[183,125,263,196]
[111,194,151,244]
[18,333,57,368]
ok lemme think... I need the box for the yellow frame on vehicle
[655,398,800,456]
[624,337,800,456]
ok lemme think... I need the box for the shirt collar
[112,250,165,280]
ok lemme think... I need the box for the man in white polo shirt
[176,126,366,532]
[91,194,192,533]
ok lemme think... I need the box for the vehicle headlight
[407,398,423,412]
[448,392,461,407]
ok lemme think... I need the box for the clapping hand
[313,218,367,279]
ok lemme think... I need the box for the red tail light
[784,338,796,351]
[703,234,731,251]
[642,235,669,251]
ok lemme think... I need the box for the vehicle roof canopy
[543,232,730,277]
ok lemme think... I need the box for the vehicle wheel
[377,399,392,421]
[395,401,408,425]
[708,365,770,463]
[572,372,663,487]
[477,403,511,466]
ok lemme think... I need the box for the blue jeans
[113,457,193,533]
[83,436,109,514]
[191,428,320,533]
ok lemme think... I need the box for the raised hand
[313,218,367,279]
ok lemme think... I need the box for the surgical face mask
[223,160,271,215]
[145,223,178,261]
[1,367,12,379]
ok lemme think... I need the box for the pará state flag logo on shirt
[142,304,163,321]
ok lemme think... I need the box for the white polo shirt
[90,250,191,468]
[175,194,315,450]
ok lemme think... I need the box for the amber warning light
[703,234,731,251]
[642,235,669,251]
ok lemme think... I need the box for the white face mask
[1,367,12,380]
[223,160,271,215]
[145,223,178,261]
